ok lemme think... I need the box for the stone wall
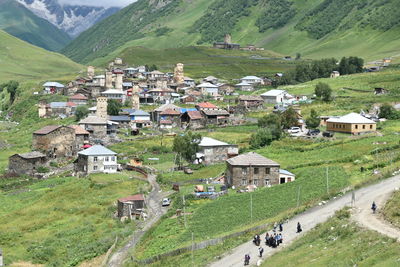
[8,155,47,176]
[32,127,76,159]
[200,145,238,165]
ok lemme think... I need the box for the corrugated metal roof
[118,194,144,202]
[261,89,287,97]
[199,137,230,147]
[78,145,117,156]
[33,125,61,135]
[327,113,376,124]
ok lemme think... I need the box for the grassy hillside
[264,209,400,267]
[0,0,71,51]
[0,30,82,82]
[63,0,400,63]
[91,46,292,80]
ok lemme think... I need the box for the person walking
[297,222,302,233]
[265,233,269,245]
[278,233,283,244]
[279,222,283,232]
[371,201,377,214]
[275,233,280,247]
[273,222,277,233]
[244,254,250,266]
[258,246,264,257]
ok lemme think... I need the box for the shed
[117,194,146,218]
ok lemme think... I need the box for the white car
[288,127,301,134]
[162,198,171,206]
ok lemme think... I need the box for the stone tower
[131,85,140,110]
[96,96,108,119]
[174,63,184,84]
[115,73,123,91]
[105,71,113,88]
[224,34,232,44]
[87,66,95,77]
[38,101,48,118]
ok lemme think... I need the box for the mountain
[0,0,71,51]
[17,0,120,37]
[63,0,400,64]
[0,29,81,81]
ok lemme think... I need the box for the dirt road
[209,175,400,267]
[107,174,169,267]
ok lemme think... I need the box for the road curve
[209,175,400,267]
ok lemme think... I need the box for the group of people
[246,220,304,265]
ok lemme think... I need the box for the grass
[264,209,400,267]
[383,190,400,229]
[158,164,226,184]
[0,175,148,266]
[0,30,81,82]
[90,46,294,81]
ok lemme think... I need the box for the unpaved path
[352,188,400,241]
[107,174,169,267]
[209,175,400,267]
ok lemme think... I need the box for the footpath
[209,175,400,267]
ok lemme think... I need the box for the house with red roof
[195,102,218,111]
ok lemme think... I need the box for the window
[254,168,259,175]
[241,179,247,186]
[254,179,259,186]
[105,157,109,162]
[355,125,358,129]
[362,125,366,129]
[93,166,98,171]
[242,167,247,175]
[265,178,271,186]
[370,125,373,129]
[94,157,98,162]
[265,168,270,174]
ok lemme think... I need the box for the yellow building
[326,113,376,134]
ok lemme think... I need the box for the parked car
[288,127,301,134]
[323,131,334,138]
[307,129,320,136]
[162,198,171,206]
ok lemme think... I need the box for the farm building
[8,152,47,176]
[279,169,296,184]
[326,113,376,135]
[195,137,238,165]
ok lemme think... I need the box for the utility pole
[183,195,187,229]
[250,193,253,223]
[326,166,329,194]
[191,232,194,266]
[297,185,301,208]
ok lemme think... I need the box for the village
[5,54,387,225]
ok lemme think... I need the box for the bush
[37,166,49,173]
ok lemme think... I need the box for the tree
[258,113,282,140]
[306,109,320,129]
[107,99,122,115]
[315,82,332,102]
[75,105,89,121]
[280,107,299,129]
[379,104,399,119]
[172,131,202,167]
[250,128,274,149]
[295,53,301,60]
[1,80,19,104]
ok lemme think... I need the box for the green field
[0,174,148,266]
[0,30,81,82]
[264,209,400,267]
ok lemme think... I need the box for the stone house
[195,137,238,165]
[181,110,203,129]
[78,116,108,140]
[117,194,146,219]
[225,152,280,188]
[69,94,88,105]
[32,125,76,159]
[326,113,377,135]
[196,82,219,96]
[201,109,230,126]
[152,103,181,122]
[330,71,340,78]
[180,95,196,104]
[69,125,90,150]
[235,82,254,91]
[75,145,118,174]
[238,95,264,109]
[240,76,263,85]
[160,108,181,127]
[8,152,47,176]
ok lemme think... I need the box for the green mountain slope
[0,0,71,51]
[0,30,81,81]
[63,0,400,63]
